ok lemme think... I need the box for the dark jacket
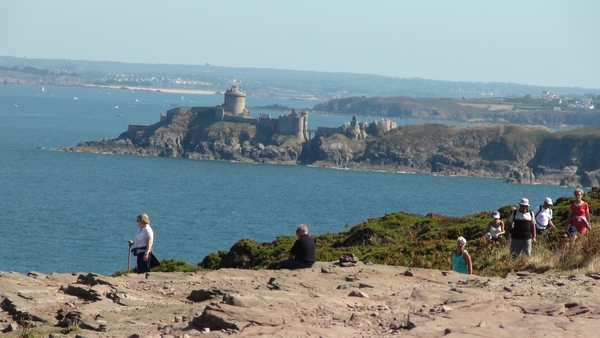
[290,234,316,264]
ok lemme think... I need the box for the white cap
[519,198,530,206]
[492,211,500,219]
[544,197,553,205]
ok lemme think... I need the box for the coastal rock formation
[66,107,306,164]
[2,266,600,337]
[61,107,600,186]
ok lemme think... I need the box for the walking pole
[127,243,132,273]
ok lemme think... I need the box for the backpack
[534,205,552,227]
[509,209,534,233]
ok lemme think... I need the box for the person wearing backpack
[534,197,556,236]
[505,198,536,259]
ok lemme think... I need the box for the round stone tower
[223,85,246,115]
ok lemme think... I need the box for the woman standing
[486,211,505,243]
[566,188,591,236]
[451,236,472,274]
[128,213,154,274]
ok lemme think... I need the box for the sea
[0,84,575,276]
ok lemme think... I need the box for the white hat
[519,198,530,206]
[544,197,553,205]
[492,211,500,219]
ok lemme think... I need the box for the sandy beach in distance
[84,84,217,95]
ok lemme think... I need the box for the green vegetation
[198,187,600,277]
[111,259,203,277]
[113,187,600,277]
[271,132,302,145]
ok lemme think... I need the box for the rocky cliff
[61,107,600,187]
[65,107,304,164]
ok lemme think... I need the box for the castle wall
[277,112,308,142]
[215,108,225,121]
[167,106,192,117]
[257,114,278,131]
[127,124,148,133]
[222,115,258,125]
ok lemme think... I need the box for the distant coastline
[83,84,217,95]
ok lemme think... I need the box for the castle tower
[223,85,247,115]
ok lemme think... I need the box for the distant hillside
[1,56,598,100]
[312,96,600,127]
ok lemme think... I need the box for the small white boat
[74,97,78,100]
[115,106,119,109]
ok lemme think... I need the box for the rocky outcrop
[61,107,600,186]
[3,266,600,337]
[302,124,600,186]
[63,107,304,164]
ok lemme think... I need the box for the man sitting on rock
[278,224,316,270]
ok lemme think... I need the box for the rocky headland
[4,264,600,337]
[61,106,600,187]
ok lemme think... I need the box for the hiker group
[451,188,592,274]
[128,190,591,275]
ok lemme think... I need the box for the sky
[1,0,599,89]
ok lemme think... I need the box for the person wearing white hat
[505,198,536,259]
[485,211,505,243]
[534,197,556,236]
[451,236,472,274]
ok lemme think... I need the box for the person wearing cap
[485,211,505,243]
[505,198,536,259]
[565,188,591,237]
[451,236,472,274]
[534,197,556,236]
[278,224,316,270]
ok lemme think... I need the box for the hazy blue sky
[1,0,599,88]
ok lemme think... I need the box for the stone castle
[129,85,396,142]
[147,85,309,142]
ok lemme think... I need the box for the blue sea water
[0,85,573,276]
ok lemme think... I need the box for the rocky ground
[2,262,600,338]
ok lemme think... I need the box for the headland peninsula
[61,86,600,187]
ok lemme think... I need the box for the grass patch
[112,259,203,276]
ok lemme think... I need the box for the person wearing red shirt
[565,188,591,237]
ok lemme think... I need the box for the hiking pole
[127,243,132,273]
